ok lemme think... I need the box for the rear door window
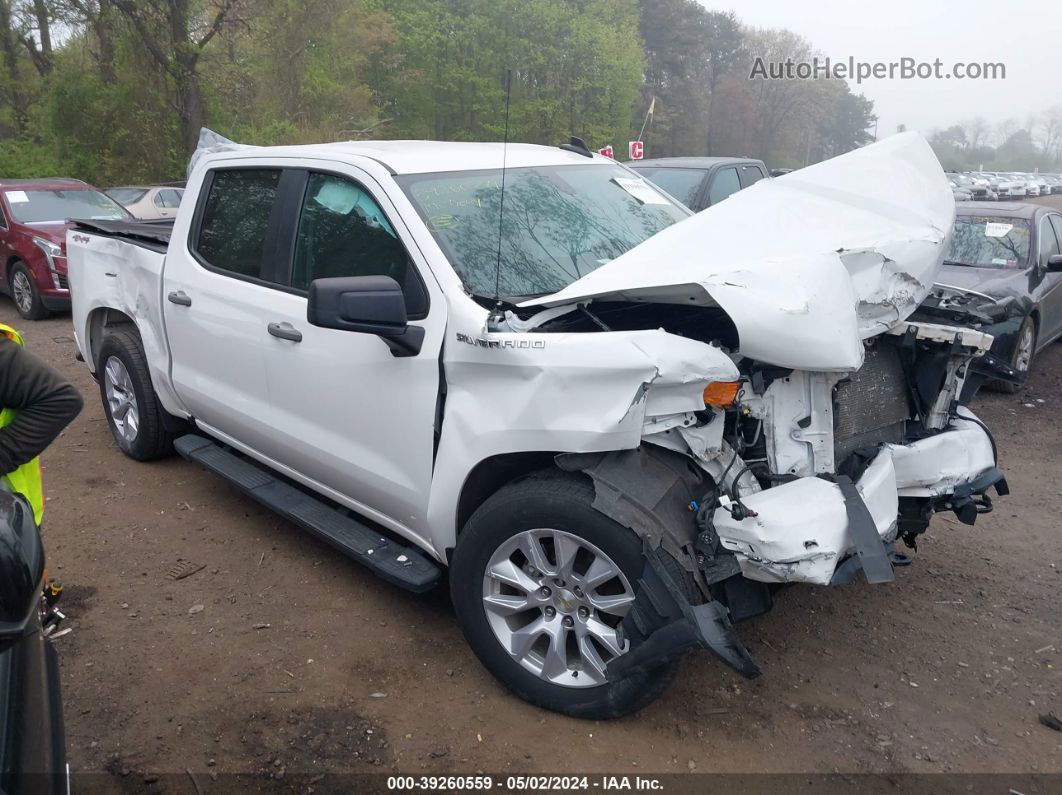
[707,167,741,205]
[159,189,182,208]
[739,164,766,188]
[194,169,281,280]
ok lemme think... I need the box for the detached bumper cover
[712,409,999,585]
[608,545,761,682]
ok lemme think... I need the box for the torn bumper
[608,546,761,682]
[712,410,1000,585]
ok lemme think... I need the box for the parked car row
[0,179,183,321]
[948,170,1062,201]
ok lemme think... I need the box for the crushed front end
[514,133,1006,680]
[620,318,1007,679]
[686,318,1006,590]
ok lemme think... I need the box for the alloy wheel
[12,271,33,314]
[104,356,141,443]
[481,528,635,688]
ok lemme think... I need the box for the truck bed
[70,218,173,253]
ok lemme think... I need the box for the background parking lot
[6,239,1061,782]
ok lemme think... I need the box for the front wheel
[97,329,174,460]
[9,262,51,320]
[450,471,685,719]
[992,316,1036,394]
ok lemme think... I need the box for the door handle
[167,290,192,306]
[267,321,302,342]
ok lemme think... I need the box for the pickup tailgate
[66,221,181,415]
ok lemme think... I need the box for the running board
[174,435,442,593]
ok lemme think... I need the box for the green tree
[108,0,246,152]
[818,86,875,157]
[376,0,644,149]
[207,0,394,144]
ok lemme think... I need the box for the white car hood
[521,132,955,372]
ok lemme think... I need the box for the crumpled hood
[938,264,1030,301]
[522,132,955,372]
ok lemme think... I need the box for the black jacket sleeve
[0,338,84,474]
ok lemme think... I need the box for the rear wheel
[97,329,174,460]
[451,471,693,719]
[9,262,50,321]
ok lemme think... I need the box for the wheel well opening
[3,255,20,282]
[87,308,138,369]
[455,452,560,536]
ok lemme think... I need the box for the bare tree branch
[195,0,237,52]
[109,0,174,75]
[338,118,394,138]
[21,32,48,75]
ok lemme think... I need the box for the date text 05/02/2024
[386,775,664,791]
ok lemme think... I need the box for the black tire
[990,315,1036,394]
[8,261,51,321]
[451,470,694,719]
[97,329,175,460]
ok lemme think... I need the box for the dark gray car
[936,202,1062,390]
[626,157,768,212]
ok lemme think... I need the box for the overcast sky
[697,0,1062,140]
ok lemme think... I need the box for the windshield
[946,215,1032,269]
[4,188,129,224]
[107,188,148,205]
[398,164,689,298]
[627,166,706,208]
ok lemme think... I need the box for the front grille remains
[833,343,909,463]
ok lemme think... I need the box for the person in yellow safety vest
[0,323,83,525]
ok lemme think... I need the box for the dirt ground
[3,249,1061,788]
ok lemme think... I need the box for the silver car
[105,186,184,220]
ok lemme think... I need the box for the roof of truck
[201,140,615,175]
[626,156,766,169]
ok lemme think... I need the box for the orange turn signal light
[703,380,741,408]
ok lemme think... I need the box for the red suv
[0,178,130,319]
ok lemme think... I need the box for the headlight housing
[31,237,63,269]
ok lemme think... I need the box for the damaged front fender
[429,328,739,551]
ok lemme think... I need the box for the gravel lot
[2,256,1060,788]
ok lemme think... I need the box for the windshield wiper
[943,259,974,268]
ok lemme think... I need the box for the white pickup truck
[68,131,1007,718]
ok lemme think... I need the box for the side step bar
[174,435,442,593]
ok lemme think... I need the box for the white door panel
[257,164,446,545]
[163,269,282,455]
[261,290,443,542]
[162,166,285,457]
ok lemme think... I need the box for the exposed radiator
[833,343,910,463]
